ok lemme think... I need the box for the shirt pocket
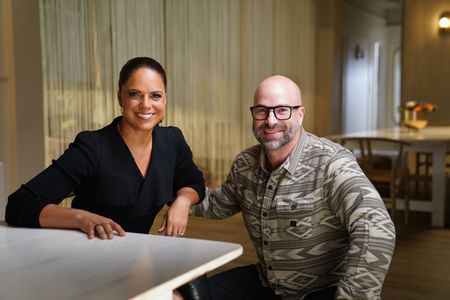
[276,198,313,240]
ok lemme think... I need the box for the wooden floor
[384,220,450,299]
[151,209,450,299]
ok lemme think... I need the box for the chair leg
[415,152,433,199]
[425,153,432,199]
[415,152,420,195]
[404,173,409,225]
[390,182,396,222]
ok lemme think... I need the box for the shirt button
[267,185,273,190]
[291,204,297,210]
[262,212,268,217]
[263,241,268,245]
[290,220,297,227]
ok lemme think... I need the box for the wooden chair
[340,137,410,224]
[415,151,450,198]
[415,152,432,198]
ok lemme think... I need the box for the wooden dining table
[328,126,450,227]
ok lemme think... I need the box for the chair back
[340,137,410,179]
[339,137,411,224]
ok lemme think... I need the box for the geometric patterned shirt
[194,130,396,299]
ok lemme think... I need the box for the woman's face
[118,67,166,133]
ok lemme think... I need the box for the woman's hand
[158,187,199,237]
[39,204,126,240]
[158,196,191,237]
[173,290,184,300]
[75,210,126,240]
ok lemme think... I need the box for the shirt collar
[257,127,307,176]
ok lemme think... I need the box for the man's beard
[253,122,300,150]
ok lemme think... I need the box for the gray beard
[253,122,300,150]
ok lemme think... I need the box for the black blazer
[6,117,205,233]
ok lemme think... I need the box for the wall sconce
[354,44,364,60]
[438,12,450,32]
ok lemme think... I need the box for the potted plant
[399,100,436,129]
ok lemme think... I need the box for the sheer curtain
[39,0,316,188]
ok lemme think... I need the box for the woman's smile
[136,112,155,120]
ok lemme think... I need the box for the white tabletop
[328,126,450,227]
[328,126,450,143]
[0,224,242,300]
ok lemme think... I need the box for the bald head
[254,75,302,107]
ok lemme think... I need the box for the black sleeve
[5,131,100,227]
[171,127,205,202]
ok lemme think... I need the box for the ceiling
[346,0,403,21]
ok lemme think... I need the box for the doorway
[342,36,374,134]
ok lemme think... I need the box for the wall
[2,0,317,192]
[384,25,402,128]
[402,0,450,125]
[0,0,17,195]
[314,0,343,136]
[340,1,390,133]
[0,0,44,194]
[12,0,44,186]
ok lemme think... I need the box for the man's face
[252,81,303,151]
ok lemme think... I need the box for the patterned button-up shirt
[195,130,395,299]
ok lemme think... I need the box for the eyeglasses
[249,105,301,120]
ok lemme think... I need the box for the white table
[328,126,450,227]
[0,224,242,300]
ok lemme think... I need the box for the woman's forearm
[175,187,200,206]
[39,204,83,229]
[39,204,125,239]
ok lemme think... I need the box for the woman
[5,57,204,239]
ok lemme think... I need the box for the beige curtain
[40,0,316,188]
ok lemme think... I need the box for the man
[194,75,395,299]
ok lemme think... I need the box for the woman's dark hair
[118,57,167,90]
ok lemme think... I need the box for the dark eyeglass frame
[249,105,302,120]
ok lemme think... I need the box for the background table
[328,126,450,227]
[0,224,242,300]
